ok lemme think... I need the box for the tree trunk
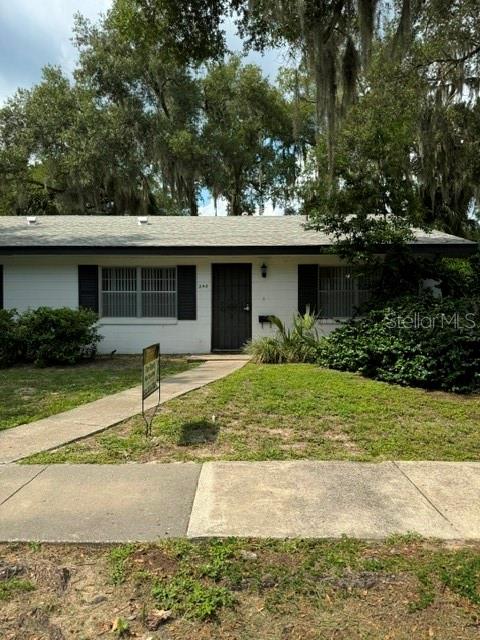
[229,169,243,215]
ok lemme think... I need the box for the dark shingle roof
[0,215,476,255]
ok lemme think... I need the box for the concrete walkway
[0,360,247,464]
[0,461,478,542]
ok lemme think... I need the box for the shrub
[364,250,480,305]
[246,311,319,363]
[17,307,101,367]
[0,309,21,367]
[435,253,480,298]
[317,295,480,393]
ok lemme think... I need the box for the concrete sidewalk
[0,359,247,464]
[0,461,478,542]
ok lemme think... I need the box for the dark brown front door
[212,263,252,351]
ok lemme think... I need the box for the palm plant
[245,310,320,363]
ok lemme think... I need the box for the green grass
[0,355,194,432]
[26,363,480,464]
[113,537,480,620]
[108,543,136,585]
[2,539,480,637]
[152,574,235,620]
[0,578,35,601]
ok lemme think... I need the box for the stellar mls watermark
[386,312,478,330]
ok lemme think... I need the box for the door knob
[243,304,250,311]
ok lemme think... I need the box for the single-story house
[0,215,477,354]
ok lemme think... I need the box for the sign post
[142,343,161,437]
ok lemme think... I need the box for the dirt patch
[0,563,26,581]
[28,561,71,593]
[1,540,480,639]
[323,426,363,454]
[130,547,179,577]
[15,609,66,640]
[320,570,401,590]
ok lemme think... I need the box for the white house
[0,215,476,354]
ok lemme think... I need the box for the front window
[318,267,374,318]
[141,267,176,317]
[102,267,137,317]
[101,267,177,318]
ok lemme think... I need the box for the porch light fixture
[261,263,268,278]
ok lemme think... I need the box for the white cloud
[199,196,229,217]
[0,2,288,104]
[0,0,111,102]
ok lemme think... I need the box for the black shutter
[0,265,3,310]
[177,265,196,320]
[78,265,99,313]
[298,264,318,315]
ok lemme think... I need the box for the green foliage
[2,0,480,237]
[360,250,480,305]
[413,1,480,238]
[437,253,480,298]
[0,65,166,216]
[410,549,480,611]
[438,551,480,605]
[246,311,319,363]
[0,309,21,367]
[1,11,297,217]
[0,307,101,369]
[317,295,480,393]
[385,532,424,546]
[304,50,426,262]
[109,0,229,65]
[409,568,436,612]
[300,0,480,253]
[112,617,130,637]
[202,56,296,215]
[17,307,101,367]
[152,575,235,620]
[197,539,243,586]
[0,578,35,601]
[109,544,136,585]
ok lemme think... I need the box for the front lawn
[0,356,193,431]
[26,363,480,464]
[1,537,480,638]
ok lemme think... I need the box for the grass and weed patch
[28,363,480,464]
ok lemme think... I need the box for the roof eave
[0,242,477,257]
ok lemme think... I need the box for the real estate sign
[142,343,160,401]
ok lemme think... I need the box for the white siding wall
[2,254,344,354]
[251,255,343,339]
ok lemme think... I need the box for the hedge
[317,295,480,393]
[1,307,101,368]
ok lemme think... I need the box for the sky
[0,0,287,215]
[0,0,287,103]
[0,0,111,103]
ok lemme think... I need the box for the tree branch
[415,43,480,69]
[26,179,65,194]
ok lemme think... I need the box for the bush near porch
[247,295,480,393]
[0,307,101,368]
[317,296,480,393]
